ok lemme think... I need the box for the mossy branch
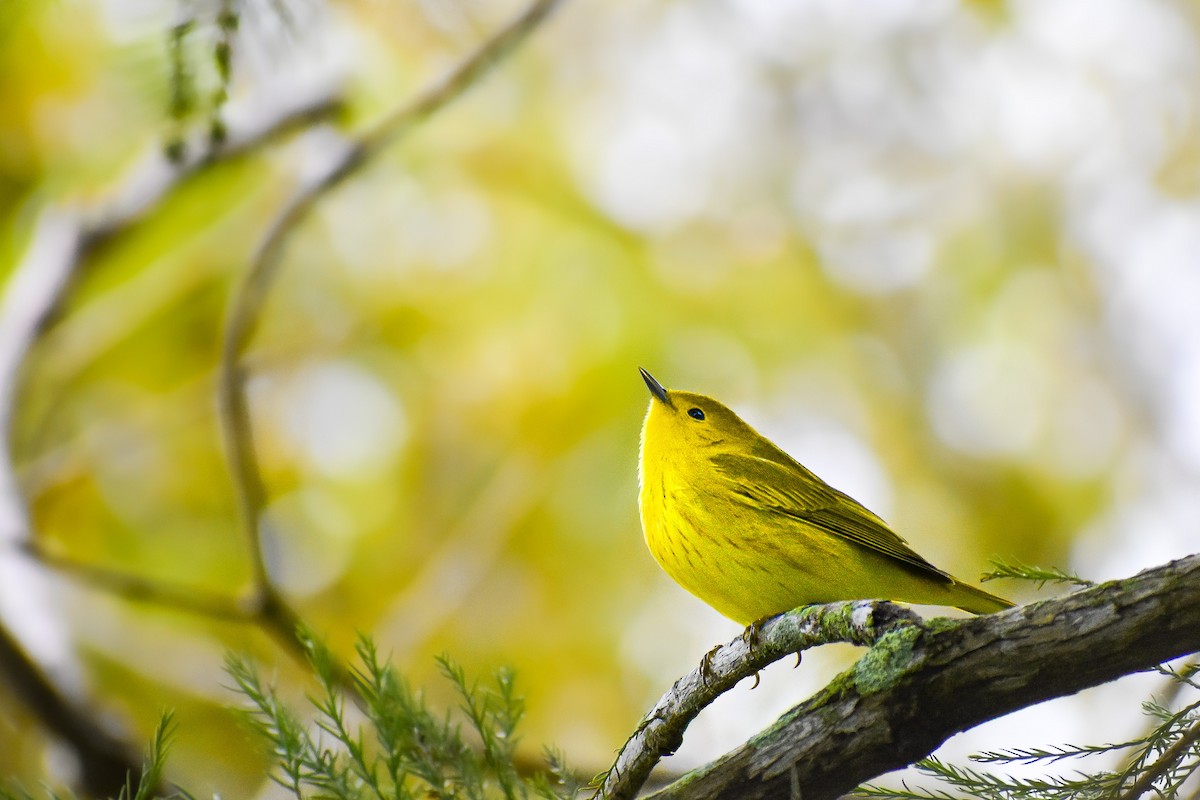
[635,553,1200,800]
[596,601,923,800]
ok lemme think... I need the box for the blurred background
[2,0,1199,795]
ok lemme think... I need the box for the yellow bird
[637,368,1012,625]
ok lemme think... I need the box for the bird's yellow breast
[639,402,813,623]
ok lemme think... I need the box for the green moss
[791,602,859,640]
[852,626,923,695]
[922,616,961,635]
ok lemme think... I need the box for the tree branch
[597,601,923,800]
[215,0,566,683]
[631,553,1200,800]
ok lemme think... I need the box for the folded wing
[711,452,953,584]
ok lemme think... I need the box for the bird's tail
[950,581,1015,615]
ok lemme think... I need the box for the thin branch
[641,553,1200,800]
[215,0,566,681]
[362,0,566,161]
[27,533,359,703]
[20,542,255,621]
[1117,713,1200,800]
[1117,717,1200,800]
[596,601,923,800]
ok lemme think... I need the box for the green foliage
[1,642,579,799]
[163,0,246,159]
[224,630,580,800]
[854,660,1200,799]
[980,559,1095,590]
[164,19,196,163]
[121,713,192,800]
[207,0,239,145]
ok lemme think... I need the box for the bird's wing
[711,452,952,583]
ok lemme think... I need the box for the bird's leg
[699,643,722,684]
[742,615,772,650]
[739,615,778,689]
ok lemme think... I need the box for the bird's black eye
[687,407,705,421]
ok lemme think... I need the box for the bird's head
[638,368,754,454]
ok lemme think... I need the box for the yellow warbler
[637,368,1012,624]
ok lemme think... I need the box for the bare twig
[215,0,566,676]
[20,542,255,620]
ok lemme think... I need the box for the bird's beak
[639,368,673,407]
